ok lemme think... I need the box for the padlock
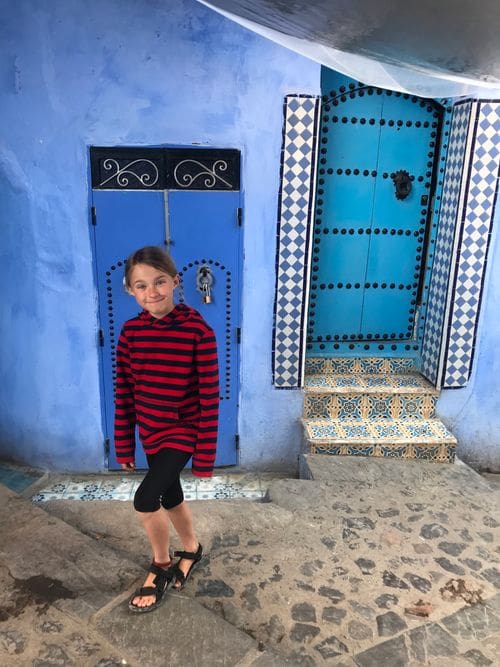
[203,284,212,304]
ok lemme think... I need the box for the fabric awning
[197,0,500,98]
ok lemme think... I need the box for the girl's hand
[121,462,136,471]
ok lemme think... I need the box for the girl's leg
[167,500,200,588]
[131,449,190,608]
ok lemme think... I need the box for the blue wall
[437,203,500,471]
[0,0,319,471]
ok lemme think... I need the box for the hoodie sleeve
[114,326,137,463]
[192,328,219,477]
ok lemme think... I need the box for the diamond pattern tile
[443,101,500,387]
[421,102,474,385]
[422,100,500,388]
[273,95,320,388]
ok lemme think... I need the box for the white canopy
[198,0,500,98]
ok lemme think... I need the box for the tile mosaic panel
[31,473,283,503]
[442,101,500,387]
[304,358,417,375]
[421,102,474,385]
[304,392,436,420]
[273,95,320,389]
[303,417,456,444]
[311,442,455,463]
[304,373,436,392]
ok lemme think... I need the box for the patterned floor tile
[31,472,275,503]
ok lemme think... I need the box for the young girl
[114,246,219,613]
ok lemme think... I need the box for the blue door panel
[93,190,166,470]
[168,191,241,468]
[365,235,419,285]
[361,290,415,338]
[317,235,371,284]
[313,289,364,336]
[322,179,374,226]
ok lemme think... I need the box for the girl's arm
[192,329,219,477]
[114,328,137,464]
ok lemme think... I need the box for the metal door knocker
[392,170,412,200]
[196,265,214,304]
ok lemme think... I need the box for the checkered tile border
[273,95,321,388]
[421,102,475,385]
[442,101,500,387]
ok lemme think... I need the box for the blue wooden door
[308,72,442,354]
[169,191,241,470]
[92,189,241,469]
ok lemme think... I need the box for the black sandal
[170,544,203,590]
[128,561,174,613]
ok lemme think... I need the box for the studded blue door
[308,72,442,355]
[92,188,241,470]
[168,190,241,473]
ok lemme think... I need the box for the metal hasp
[392,170,412,200]
[196,265,214,304]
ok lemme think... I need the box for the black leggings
[133,448,192,513]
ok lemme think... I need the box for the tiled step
[304,373,438,419]
[304,372,436,392]
[302,417,457,463]
[305,357,417,375]
[304,391,437,419]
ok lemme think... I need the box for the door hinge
[104,438,110,456]
[237,207,242,227]
[91,206,97,226]
[236,327,241,344]
[235,434,240,450]
[98,329,104,347]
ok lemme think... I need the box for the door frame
[89,145,243,468]
[306,73,447,360]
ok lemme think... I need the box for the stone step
[305,356,418,375]
[304,372,436,393]
[0,484,266,667]
[302,417,457,463]
[304,373,438,419]
[304,390,437,419]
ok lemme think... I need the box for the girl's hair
[124,246,178,287]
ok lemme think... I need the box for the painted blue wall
[437,203,500,471]
[0,0,319,471]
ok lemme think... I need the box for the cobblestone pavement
[38,457,500,666]
[0,566,126,667]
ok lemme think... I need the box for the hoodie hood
[138,303,194,328]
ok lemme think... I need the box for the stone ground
[1,455,500,666]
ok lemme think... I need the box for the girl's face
[127,263,179,319]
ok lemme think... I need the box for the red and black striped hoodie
[114,303,219,477]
